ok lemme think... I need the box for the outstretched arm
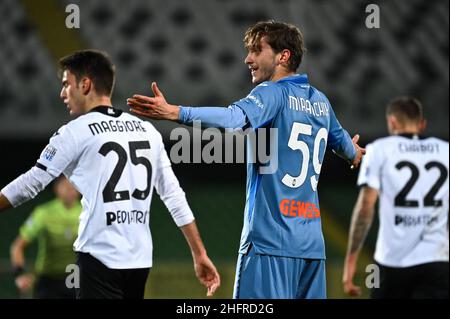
[180,221,221,297]
[343,186,378,296]
[178,105,247,129]
[127,82,182,121]
[127,82,247,129]
[0,166,55,213]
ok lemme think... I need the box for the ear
[387,115,399,134]
[278,49,291,67]
[419,118,427,134]
[81,77,92,95]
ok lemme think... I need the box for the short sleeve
[357,142,382,190]
[233,82,284,129]
[19,208,45,243]
[37,125,78,177]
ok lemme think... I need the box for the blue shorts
[233,247,326,299]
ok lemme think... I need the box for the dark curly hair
[244,20,306,72]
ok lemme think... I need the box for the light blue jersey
[179,74,354,298]
[232,74,355,259]
[180,74,355,260]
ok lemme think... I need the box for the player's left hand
[193,254,221,297]
[127,82,180,121]
[350,134,366,169]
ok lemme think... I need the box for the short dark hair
[59,49,115,97]
[244,20,306,72]
[386,96,424,124]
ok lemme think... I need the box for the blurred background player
[128,20,365,299]
[343,97,449,298]
[10,176,81,299]
[0,49,220,299]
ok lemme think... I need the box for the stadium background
[0,0,448,298]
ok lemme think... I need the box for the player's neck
[394,129,421,136]
[83,96,112,113]
[393,123,421,136]
[271,68,295,82]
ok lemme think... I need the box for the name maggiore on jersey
[88,119,147,136]
[35,106,183,269]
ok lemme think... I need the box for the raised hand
[127,82,180,121]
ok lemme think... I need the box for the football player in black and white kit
[343,97,448,299]
[0,50,220,299]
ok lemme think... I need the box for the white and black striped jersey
[35,106,194,269]
[357,134,449,267]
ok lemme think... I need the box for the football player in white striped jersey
[0,50,220,299]
[343,97,448,298]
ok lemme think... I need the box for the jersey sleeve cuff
[357,180,380,190]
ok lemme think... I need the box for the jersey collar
[397,133,426,140]
[276,74,309,84]
[89,105,123,118]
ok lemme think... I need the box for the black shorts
[34,275,76,299]
[76,252,150,299]
[371,261,449,299]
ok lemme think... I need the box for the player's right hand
[343,278,362,297]
[15,273,34,294]
[343,254,362,296]
[127,82,180,121]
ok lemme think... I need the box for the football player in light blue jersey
[128,21,365,299]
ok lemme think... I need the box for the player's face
[60,70,85,116]
[245,38,279,84]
